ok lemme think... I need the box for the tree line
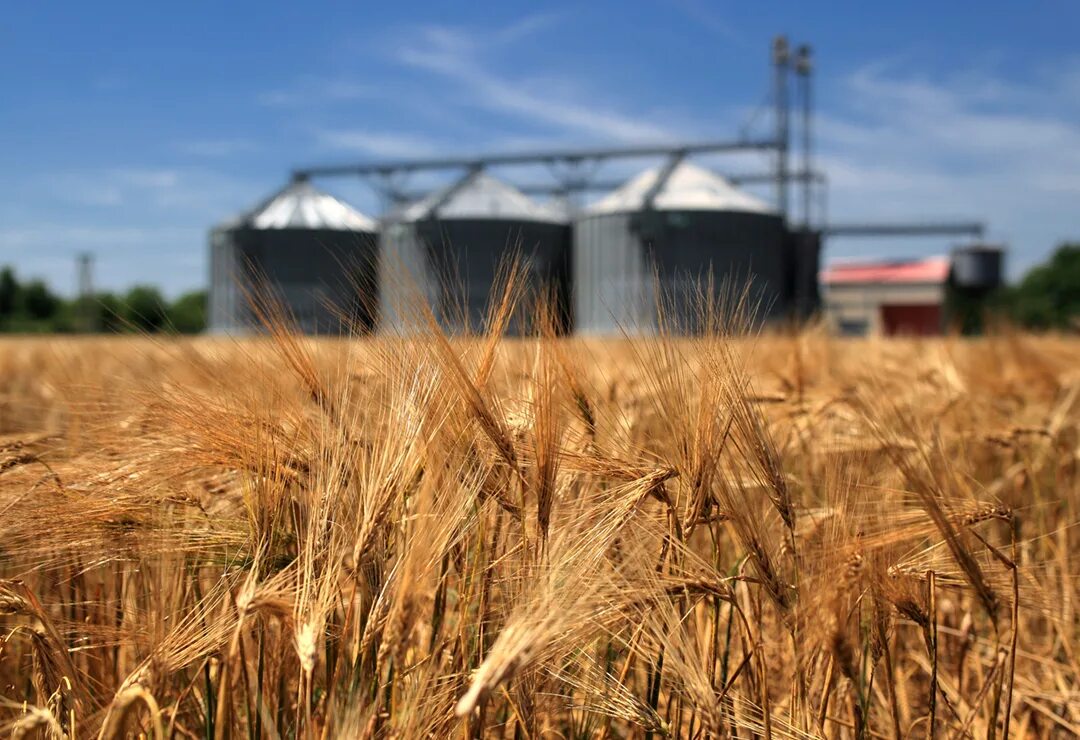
[999,243,1080,330]
[0,266,205,334]
[0,242,1077,334]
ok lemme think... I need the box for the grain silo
[208,179,378,334]
[378,171,570,333]
[574,161,789,334]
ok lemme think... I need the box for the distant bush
[168,290,207,334]
[121,285,170,332]
[1003,243,1080,330]
[0,267,207,334]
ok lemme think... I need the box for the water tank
[573,162,788,334]
[208,180,378,334]
[378,172,571,334]
[951,245,1004,290]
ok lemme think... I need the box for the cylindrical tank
[951,245,1004,290]
[378,173,571,334]
[787,229,822,320]
[573,162,788,334]
[208,180,378,335]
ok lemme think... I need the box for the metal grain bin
[574,162,788,334]
[378,172,570,334]
[951,244,1004,290]
[208,180,378,335]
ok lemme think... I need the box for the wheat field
[1,291,1078,737]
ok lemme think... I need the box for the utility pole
[76,252,96,333]
[795,44,813,228]
[773,36,791,222]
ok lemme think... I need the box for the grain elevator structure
[378,171,571,334]
[573,161,792,334]
[208,179,378,334]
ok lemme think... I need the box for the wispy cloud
[0,225,196,250]
[47,174,125,207]
[387,19,678,143]
[91,74,128,91]
[0,224,206,295]
[112,168,182,190]
[257,79,377,107]
[490,11,568,46]
[3,166,266,294]
[816,60,1080,272]
[312,128,440,158]
[24,167,262,238]
[667,0,747,48]
[175,138,259,157]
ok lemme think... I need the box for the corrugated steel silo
[379,172,571,333]
[573,162,788,334]
[208,180,378,334]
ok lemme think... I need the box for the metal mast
[773,35,791,221]
[795,44,813,228]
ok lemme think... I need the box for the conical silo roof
[397,172,566,224]
[586,161,773,215]
[223,180,377,231]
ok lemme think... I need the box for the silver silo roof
[587,161,773,215]
[395,172,566,223]
[222,180,377,232]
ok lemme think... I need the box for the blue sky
[3,1,1078,296]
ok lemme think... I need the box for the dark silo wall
[574,209,788,334]
[219,228,378,335]
[951,247,1003,290]
[380,218,571,334]
[787,229,822,320]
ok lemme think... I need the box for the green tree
[168,290,207,334]
[96,292,125,333]
[1007,244,1080,329]
[0,267,17,318]
[21,280,61,320]
[122,285,169,332]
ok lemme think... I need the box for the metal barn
[378,171,571,333]
[573,161,789,334]
[208,180,378,335]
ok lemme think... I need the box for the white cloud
[667,0,746,47]
[4,168,269,295]
[51,168,261,214]
[388,22,678,143]
[490,11,568,46]
[46,175,126,207]
[257,79,377,107]
[175,138,259,157]
[112,168,182,190]
[91,74,127,91]
[0,225,195,249]
[0,225,207,297]
[816,61,1080,274]
[312,129,440,158]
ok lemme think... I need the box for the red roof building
[820,256,951,336]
